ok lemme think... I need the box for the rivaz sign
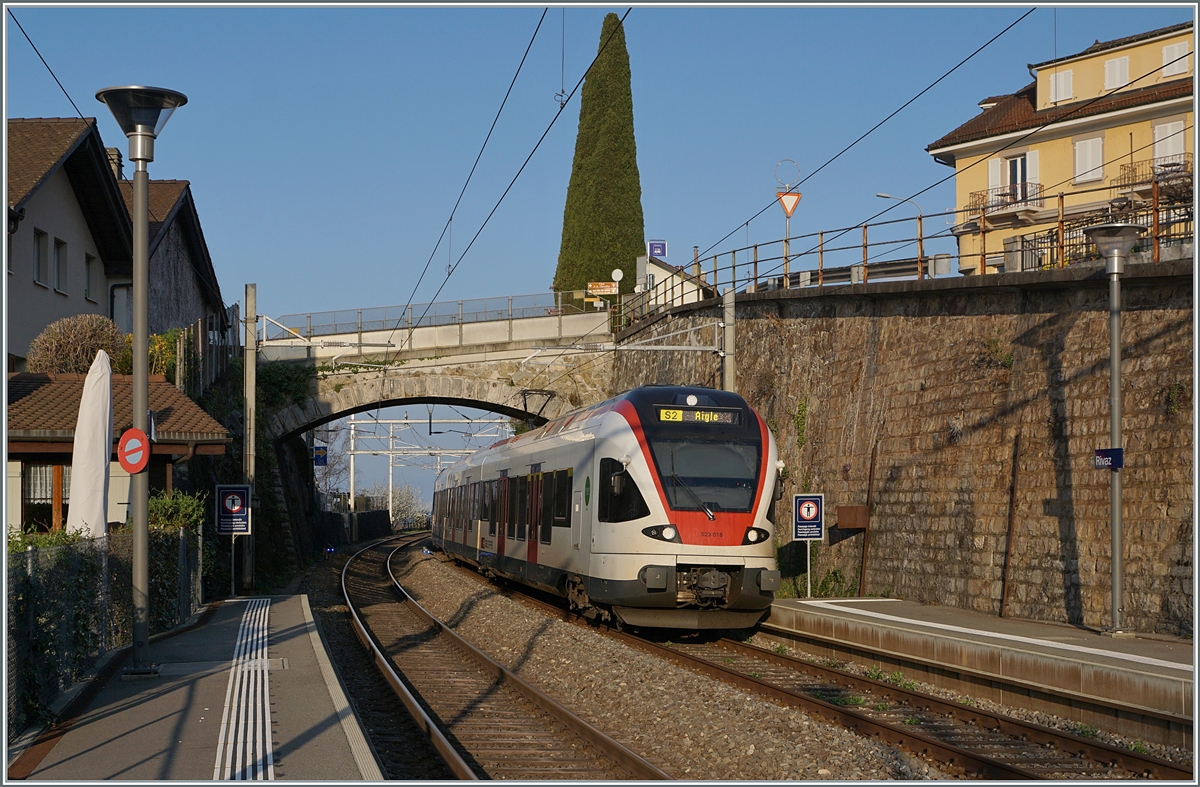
[1094,448,1124,470]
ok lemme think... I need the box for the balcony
[1111,153,1192,202]
[967,181,1045,218]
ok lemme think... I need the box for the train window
[649,439,759,513]
[489,479,499,537]
[507,477,517,539]
[516,476,528,541]
[481,481,492,533]
[553,469,571,526]
[540,472,554,544]
[598,458,650,523]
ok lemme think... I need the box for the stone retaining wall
[612,261,1192,635]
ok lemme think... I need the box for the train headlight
[742,527,770,545]
[642,525,681,543]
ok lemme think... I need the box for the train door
[467,481,479,561]
[571,491,583,549]
[526,474,540,568]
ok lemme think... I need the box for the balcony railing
[967,181,1045,213]
[1112,153,1192,195]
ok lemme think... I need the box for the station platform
[7,594,381,781]
[762,597,1193,745]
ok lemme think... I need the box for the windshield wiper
[670,473,715,520]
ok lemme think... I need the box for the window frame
[84,254,96,301]
[53,238,67,293]
[33,229,48,286]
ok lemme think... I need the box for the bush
[26,314,129,374]
[148,490,207,532]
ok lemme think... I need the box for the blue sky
[6,4,1193,500]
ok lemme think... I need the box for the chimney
[106,147,124,180]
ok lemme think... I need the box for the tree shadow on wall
[1014,310,1083,625]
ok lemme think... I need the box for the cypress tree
[553,13,645,295]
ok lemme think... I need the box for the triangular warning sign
[777,191,802,217]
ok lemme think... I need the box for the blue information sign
[216,484,251,535]
[1094,448,1124,470]
[648,240,667,258]
[313,445,328,466]
[793,494,824,540]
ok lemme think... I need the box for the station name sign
[657,406,740,425]
[1094,447,1124,470]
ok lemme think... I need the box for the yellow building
[927,22,1193,275]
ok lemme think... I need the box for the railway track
[444,560,1191,781]
[341,537,671,780]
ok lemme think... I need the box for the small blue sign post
[648,240,667,258]
[793,494,824,598]
[313,445,328,466]
[217,484,251,598]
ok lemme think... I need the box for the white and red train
[431,385,782,629]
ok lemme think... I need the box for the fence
[614,177,1193,330]
[175,302,241,399]
[6,529,201,741]
[265,291,593,342]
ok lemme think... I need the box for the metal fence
[266,291,592,341]
[175,302,241,399]
[6,530,201,741]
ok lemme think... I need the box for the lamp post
[1082,221,1146,633]
[877,193,924,279]
[96,86,187,672]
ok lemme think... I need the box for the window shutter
[1074,138,1103,182]
[988,158,1001,191]
[1163,42,1189,76]
[1025,149,1039,184]
[1104,57,1129,90]
[1154,121,1185,158]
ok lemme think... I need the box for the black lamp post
[1081,221,1146,633]
[95,86,187,672]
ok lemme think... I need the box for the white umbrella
[65,350,113,537]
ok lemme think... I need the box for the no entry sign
[117,428,150,474]
[216,484,251,535]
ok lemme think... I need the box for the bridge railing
[266,290,594,341]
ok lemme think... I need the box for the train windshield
[648,439,760,513]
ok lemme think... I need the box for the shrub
[26,314,129,374]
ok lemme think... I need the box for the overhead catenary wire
[390,8,634,360]
[381,9,548,364]
[510,33,1194,409]
[694,7,1038,261]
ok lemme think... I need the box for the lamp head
[95,86,187,162]
[1083,222,1146,274]
[876,192,893,199]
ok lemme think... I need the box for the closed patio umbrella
[65,350,112,537]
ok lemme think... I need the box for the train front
[593,386,782,629]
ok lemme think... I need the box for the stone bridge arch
[262,354,612,443]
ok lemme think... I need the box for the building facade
[927,22,1193,275]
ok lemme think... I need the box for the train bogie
[432,385,782,630]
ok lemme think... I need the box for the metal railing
[1112,153,1192,195]
[611,182,1193,331]
[967,181,1046,213]
[266,291,593,342]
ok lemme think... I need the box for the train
[431,385,782,630]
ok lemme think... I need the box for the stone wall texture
[612,261,1192,636]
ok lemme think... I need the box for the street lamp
[1082,221,1146,634]
[96,85,187,674]
[877,193,925,279]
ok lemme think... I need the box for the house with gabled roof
[7,117,231,372]
[926,22,1193,275]
[7,118,132,371]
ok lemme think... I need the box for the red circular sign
[799,500,819,521]
[118,428,150,474]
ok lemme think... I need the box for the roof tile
[7,118,96,208]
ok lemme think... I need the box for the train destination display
[656,407,740,424]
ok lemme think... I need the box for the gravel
[391,547,955,780]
